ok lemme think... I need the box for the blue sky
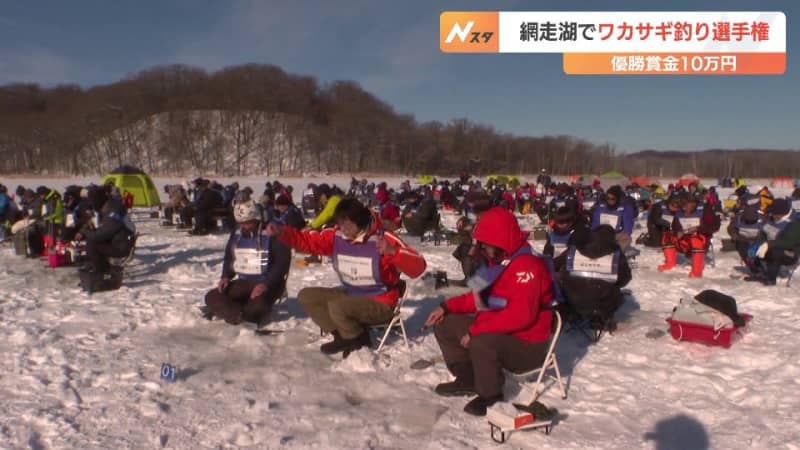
[0,0,796,152]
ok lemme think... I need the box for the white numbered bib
[573,251,615,274]
[599,213,620,228]
[739,227,759,239]
[662,214,674,224]
[522,193,531,200]
[65,214,75,228]
[337,254,376,286]
[233,248,268,275]
[792,200,800,212]
[553,242,568,256]
[582,200,595,210]
[41,204,48,216]
[679,217,701,230]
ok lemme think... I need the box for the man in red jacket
[266,198,426,357]
[424,207,553,416]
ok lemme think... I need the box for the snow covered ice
[1,176,799,449]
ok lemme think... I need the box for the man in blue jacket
[203,199,291,326]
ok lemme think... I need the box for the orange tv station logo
[440,11,499,53]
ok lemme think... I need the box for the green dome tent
[416,175,435,185]
[600,171,626,178]
[101,165,161,207]
[486,174,521,186]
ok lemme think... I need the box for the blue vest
[547,230,572,257]
[332,233,386,297]
[467,245,535,310]
[231,228,272,281]
[565,247,620,283]
[595,204,625,232]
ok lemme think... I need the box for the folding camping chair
[371,280,410,353]
[503,309,567,406]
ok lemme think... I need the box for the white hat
[234,200,260,223]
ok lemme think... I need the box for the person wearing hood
[554,225,631,329]
[203,199,291,326]
[265,198,426,357]
[423,207,554,416]
[591,185,635,251]
[745,199,800,286]
[76,199,136,273]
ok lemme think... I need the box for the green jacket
[42,190,64,225]
[309,195,341,230]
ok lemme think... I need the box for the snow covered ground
[1,177,799,449]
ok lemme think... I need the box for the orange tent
[677,173,700,187]
[628,175,651,187]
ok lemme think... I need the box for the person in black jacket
[402,191,439,236]
[555,225,631,330]
[642,195,680,248]
[274,194,306,230]
[76,199,135,273]
[544,206,590,261]
[181,178,224,235]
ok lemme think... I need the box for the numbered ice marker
[160,363,178,382]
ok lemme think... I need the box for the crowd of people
[1,170,799,418]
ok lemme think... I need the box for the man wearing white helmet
[203,199,291,326]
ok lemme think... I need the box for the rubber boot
[688,251,705,278]
[658,247,677,272]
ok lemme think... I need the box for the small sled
[487,401,556,443]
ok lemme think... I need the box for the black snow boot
[320,330,346,354]
[463,395,503,416]
[435,362,476,397]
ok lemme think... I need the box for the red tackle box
[665,313,752,348]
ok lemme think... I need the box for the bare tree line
[0,63,797,177]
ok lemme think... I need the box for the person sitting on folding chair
[75,199,135,273]
[727,193,764,271]
[657,193,720,278]
[744,199,800,286]
[203,199,291,326]
[641,194,680,248]
[554,225,632,336]
[265,198,426,357]
[423,207,554,416]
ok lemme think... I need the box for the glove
[756,242,769,259]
